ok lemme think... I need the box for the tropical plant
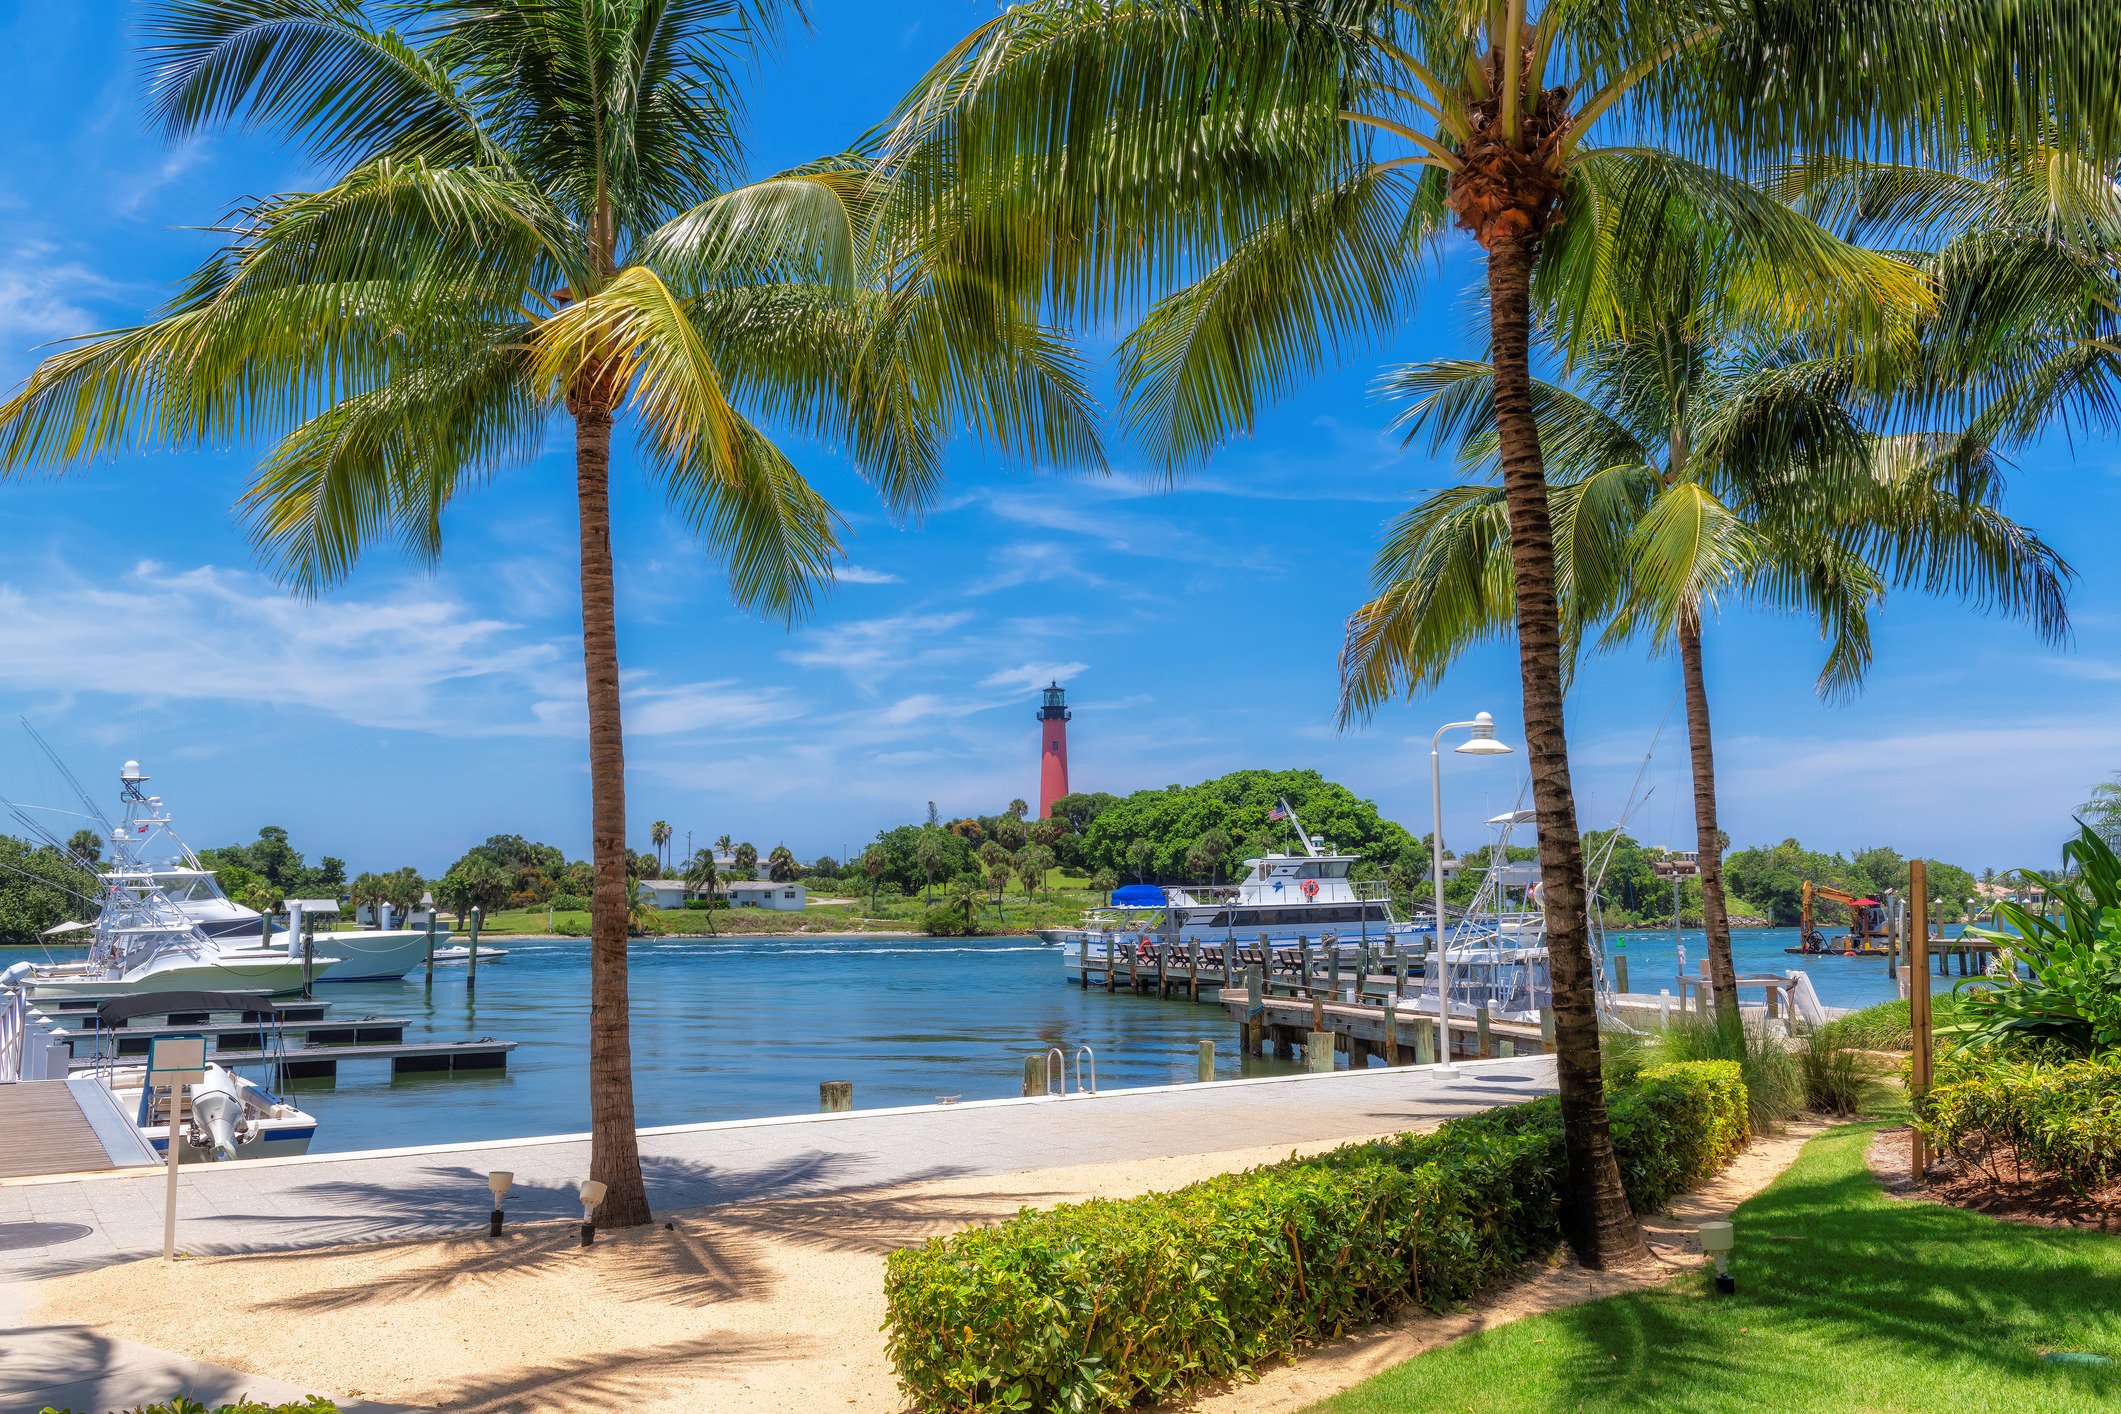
[2079,774,2121,853]
[623,877,662,937]
[1184,828,1232,884]
[0,0,1103,1230]
[1954,825,2121,1055]
[1348,306,2068,1022]
[766,844,798,882]
[0,836,94,942]
[861,843,890,913]
[716,834,734,857]
[1017,843,1056,900]
[916,827,944,904]
[649,821,672,873]
[978,841,1015,917]
[1126,839,1154,885]
[682,847,720,900]
[1006,798,1029,818]
[65,828,103,867]
[381,865,426,917]
[1091,867,1118,906]
[733,842,759,880]
[887,0,2118,1268]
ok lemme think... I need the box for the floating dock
[70,1037,517,1079]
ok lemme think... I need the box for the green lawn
[1311,1094,2119,1413]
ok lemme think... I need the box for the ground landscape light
[488,1171,514,1237]
[579,1178,608,1247]
[1699,1221,1737,1294]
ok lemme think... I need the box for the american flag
[1267,805,1288,821]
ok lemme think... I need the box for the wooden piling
[1197,1039,1214,1083]
[1414,1016,1435,1065]
[1614,953,1628,994]
[1021,1055,1046,1097]
[1246,965,1265,1055]
[820,1081,853,1112]
[1307,1031,1335,1072]
[467,908,482,992]
[1188,939,1200,1001]
[1539,1006,1555,1052]
[1477,1005,1491,1059]
[1327,936,1341,998]
[1298,935,1313,996]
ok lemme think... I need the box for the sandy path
[32,1119,1830,1414]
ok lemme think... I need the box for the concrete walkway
[1,1056,1554,1413]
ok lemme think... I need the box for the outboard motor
[187,1064,247,1162]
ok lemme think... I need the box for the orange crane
[1793,881,1891,954]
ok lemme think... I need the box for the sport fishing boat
[12,762,339,998]
[17,760,438,987]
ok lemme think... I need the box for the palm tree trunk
[576,405,650,1230]
[1680,611,1739,1020]
[1487,235,1647,1270]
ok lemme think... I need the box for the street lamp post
[1431,712,1514,1076]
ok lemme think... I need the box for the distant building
[1037,681,1071,818]
[728,882,805,911]
[640,880,697,910]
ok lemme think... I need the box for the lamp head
[1698,1220,1735,1254]
[579,1179,608,1209]
[488,1171,514,1199]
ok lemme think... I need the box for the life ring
[1301,879,1319,899]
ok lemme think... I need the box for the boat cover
[1109,885,1166,907]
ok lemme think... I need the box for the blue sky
[2,1,2118,880]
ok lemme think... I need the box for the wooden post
[424,911,436,988]
[468,907,482,992]
[1910,861,1933,1178]
[1129,940,1139,994]
[1155,942,1167,998]
[1298,935,1313,996]
[1414,1015,1435,1065]
[1307,1031,1335,1072]
[820,1080,853,1112]
[1188,939,1200,1002]
[1197,1039,1214,1083]
[1223,937,1234,990]
[1476,1004,1491,1060]
[1355,944,1370,1002]
[1384,996,1400,1064]
[1327,935,1341,999]
[1106,936,1116,992]
[1246,965,1264,1055]
[1539,1006,1555,1054]
[1310,993,1325,1034]
[1079,940,1089,990]
[1498,1039,1514,1058]
[1021,1056,1046,1097]
[1614,952,1629,995]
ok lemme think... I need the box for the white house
[640,880,696,910]
[727,882,806,911]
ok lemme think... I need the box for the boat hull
[309,930,441,982]
[28,954,334,998]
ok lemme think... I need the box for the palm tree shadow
[436,1330,792,1414]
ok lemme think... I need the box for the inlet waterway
[37,925,1968,1154]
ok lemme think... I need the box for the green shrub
[883,1061,1746,1413]
[921,905,981,937]
[549,893,584,911]
[43,1398,337,1414]
[1915,1049,2121,1195]
[1797,1028,1871,1114]
[1953,824,2121,1054]
[1648,1014,1801,1135]
[681,898,730,911]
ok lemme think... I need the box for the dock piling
[1197,1039,1214,1083]
[1614,953,1628,994]
[1327,937,1341,998]
[1298,935,1313,996]
[1021,1055,1046,1097]
[468,907,482,992]
[1246,965,1265,1056]
[1539,1006,1555,1050]
[1306,1031,1335,1072]
[820,1080,854,1112]
[1477,1005,1491,1059]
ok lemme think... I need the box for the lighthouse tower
[1036,681,1071,818]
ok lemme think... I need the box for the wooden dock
[69,1037,517,1079]
[71,1017,411,1055]
[1075,937,1431,1005]
[1209,987,1546,1065]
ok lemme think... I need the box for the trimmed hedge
[883,1060,1747,1412]
[1916,1049,2121,1194]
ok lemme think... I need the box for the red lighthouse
[1036,681,1071,818]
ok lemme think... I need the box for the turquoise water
[35,925,1969,1153]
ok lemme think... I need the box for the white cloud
[837,565,902,584]
[0,560,799,741]
[780,610,976,681]
[980,661,1089,694]
[0,242,122,359]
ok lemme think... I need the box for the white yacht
[28,761,440,988]
[19,762,339,998]
[1059,803,1416,968]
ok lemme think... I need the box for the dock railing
[1072,1046,1096,1095]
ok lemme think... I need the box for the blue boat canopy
[1109,885,1166,907]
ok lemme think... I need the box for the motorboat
[11,761,341,998]
[107,1061,319,1162]
[430,944,509,963]
[18,759,439,986]
[1059,800,1417,970]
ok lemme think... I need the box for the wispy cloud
[837,564,902,584]
[980,661,1089,693]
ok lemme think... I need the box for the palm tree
[650,822,672,874]
[1091,868,1118,906]
[715,834,734,859]
[0,3,1101,1231]
[734,842,759,880]
[886,0,2115,1267]
[916,827,944,904]
[1017,843,1056,901]
[1346,331,2069,1017]
[766,844,797,882]
[65,829,103,868]
[861,844,890,913]
[2079,775,2121,852]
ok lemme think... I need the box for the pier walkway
[1,1056,1553,1414]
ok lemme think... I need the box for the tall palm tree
[884,0,2119,1266]
[0,0,1100,1229]
[1346,332,2071,1019]
[650,821,672,874]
